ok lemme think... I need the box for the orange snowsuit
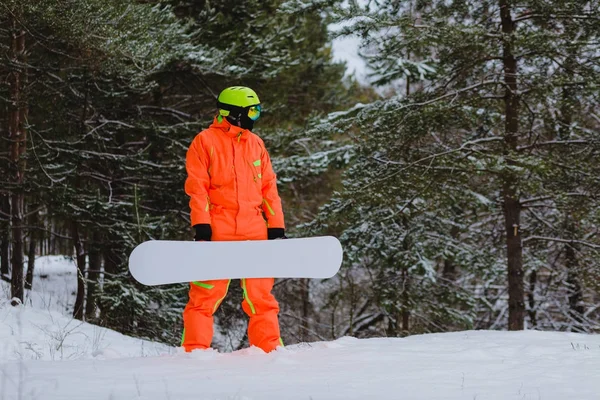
[182,116,285,353]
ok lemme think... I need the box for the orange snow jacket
[185,117,285,241]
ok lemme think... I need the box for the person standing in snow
[182,86,286,353]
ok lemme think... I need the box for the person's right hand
[193,224,212,241]
[267,228,287,240]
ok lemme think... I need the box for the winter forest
[1,0,599,353]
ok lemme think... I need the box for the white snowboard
[129,236,343,286]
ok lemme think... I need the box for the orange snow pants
[182,277,282,353]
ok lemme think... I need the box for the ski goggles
[247,104,261,121]
[217,102,261,121]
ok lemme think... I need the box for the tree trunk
[300,278,310,341]
[400,266,410,336]
[71,70,91,319]
[25,227,35,289]
[8,17,27,305]
[565,234,584,331]
[1,14,10,284]
[10,189,24,304]
[98,243,120,320]
[86,231,102,321]
[71,221,87,320]
[50,220,56,254]
[560,121,584,331]
[104,245,119,276]
[499,0,524,330]
[1,195,9,282]
[442,226,459,281]
[558,14,584,331]
[25,206,38,289]
[527,270,537,328]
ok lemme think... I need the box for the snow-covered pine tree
[0,0,217,337]
[309,0,600,336]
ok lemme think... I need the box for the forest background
[1,0,599,350]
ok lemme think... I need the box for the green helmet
[217,86,262,130]
[218,86,260,108]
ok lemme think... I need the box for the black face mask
[225,111,255,130]
[218,101,258,131]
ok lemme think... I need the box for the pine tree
[312,0,600,336]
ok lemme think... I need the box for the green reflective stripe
[263,199,275,216]
[213,280,231,313]
[279,338,284,347]
[181,328,186,346]
[257,173,262,179]
[242,278,256,314]
[192,281,214,289]
[253,159,261,167]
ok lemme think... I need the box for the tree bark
[527,270,537,328]
[1,90,9,282]
[25,206,38,289]
[442,226,460,281]
[1,195,9,282]
[50,220,56,255]
[300,278,310,341]
[8,17,27,305]
[558,13,584,332]
[104,245,119,276]
[71,221,87,320]
[399,266,410,336]
[86,231,102,321]
[565,232,584,331]
[10,189,24,304]
[499,0,524,330]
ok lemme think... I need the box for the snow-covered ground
[15,256,78,314]
[1,256,599,399]
[0,256,172,363]
[0,299,172,362]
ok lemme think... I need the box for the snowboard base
[129,236,343,286]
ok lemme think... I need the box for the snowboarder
[182,86,286,353]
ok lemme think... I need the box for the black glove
[267,228,286,240]
[193,224,212,241]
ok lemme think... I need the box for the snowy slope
[1,256,173,362]
[1,256,599,399]
[0,300,173,361]
[1,329,598,399]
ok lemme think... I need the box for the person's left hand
[193,224,212,241]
